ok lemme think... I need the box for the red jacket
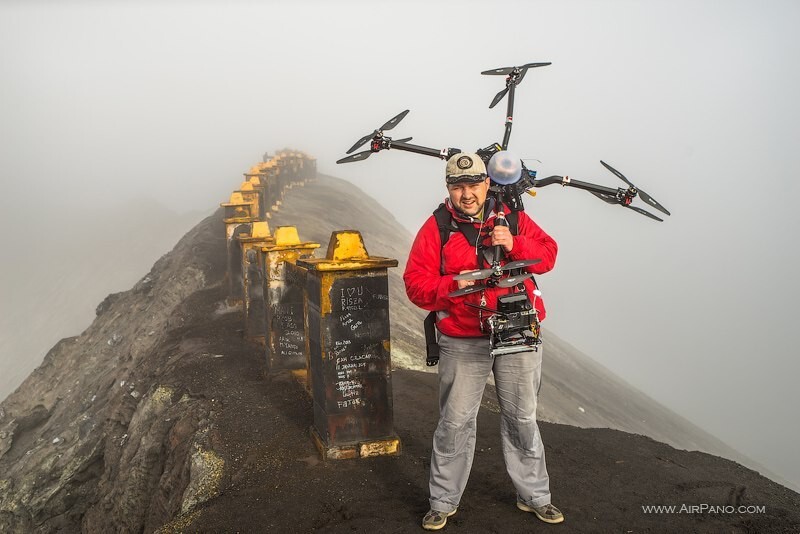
[403,199,558,337]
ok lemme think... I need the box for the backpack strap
[506,210,519,235]
[433,203,457,275]
[424,312,440,367]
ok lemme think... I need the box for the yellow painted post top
[221,192,256,222]
[327,231,368,261]
[236,189,259,210]
[221,192,253,207]
[248,175,262,187]
[259,226,320,254]
[240,181,254,191]
[297,231,398,272]
[275,226,301,246]
[237,221,273,245]
[251,221,270,238]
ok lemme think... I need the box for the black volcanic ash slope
[0,175,798,533]
[0,208,227,532]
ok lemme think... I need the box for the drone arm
[501,81,516,150]
[528,175,565,187]
[525,173,664,221]
[529,175,620,197]
[387,139,460,160]
[557,178,620,198]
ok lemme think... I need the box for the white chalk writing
[350,353,379,362]
[337,398,364,409]
[340,286,366,310]
[336,379,364,398]
[278,338,300,350]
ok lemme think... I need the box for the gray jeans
[429,333,551,513]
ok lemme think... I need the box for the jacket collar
[445,196,499,224]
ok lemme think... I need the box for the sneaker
[422,508,456,530]
[517,502,564,524]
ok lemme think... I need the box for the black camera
[487,291,542,357]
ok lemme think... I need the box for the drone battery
[497,291,531,314]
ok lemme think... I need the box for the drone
[337,61,671,222]
[337,62,671,357]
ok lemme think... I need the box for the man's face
[447,178,490,217]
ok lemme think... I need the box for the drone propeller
[453,259,541,281]
[449,285,486,298]
[483,62,551,109]
[453,268,495,282]
[448,270,537,298]
[481,62,552,76]
[336,135,414,164]
[489,88,509,109]
[503,259,541,270]
[496,272,536,288]
[336,150,373,164]
[625,205,664,222]
[346,109,410,154]
[589,186,664,221]
[600,160,671,216]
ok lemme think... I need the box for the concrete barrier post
[237,181,265,221]
[275,156,289,205]
[304,155,317,182]
[289,152,301,187]
[221,192,256,303]
[260,226,320,374]
[297,231,400,460]
[238,221,274,344]
[265,164,279,212]
[244,173,266,218]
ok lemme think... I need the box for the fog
[2,1,799,489]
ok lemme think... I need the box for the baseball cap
[445,152,487,184]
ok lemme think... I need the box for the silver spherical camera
[487,151,522,185]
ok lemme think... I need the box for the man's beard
[455,200,484,218]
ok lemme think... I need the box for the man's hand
[457,270,476,289]
[491,225,514,253]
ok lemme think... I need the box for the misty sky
[2,1,799,488]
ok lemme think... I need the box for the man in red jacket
[403,152,563,530]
